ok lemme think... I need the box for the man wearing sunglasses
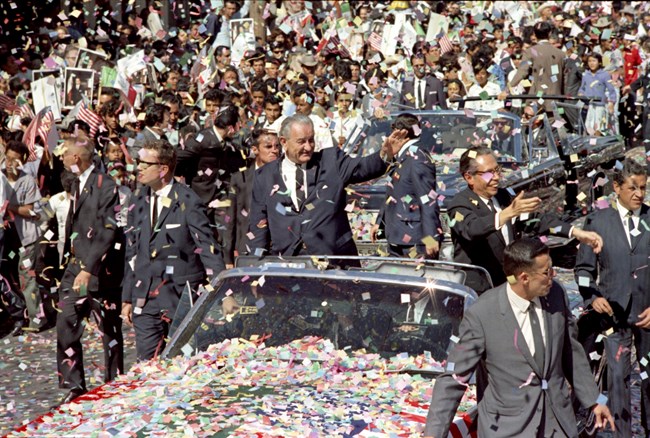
[448,147,603,293]
[121,140,225,361]
[575,159,650,437]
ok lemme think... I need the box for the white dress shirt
[466,81,504,111]
[616,199,641,247]
[506,284,546,357]
[78,164,95,193]
[151,180,174,228]
[281,157,306,210]
[414,77,426,109]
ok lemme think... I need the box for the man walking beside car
[575,159,650,437]
[121,140,225,361]
[371,113,442,258]
[448,147,603,293]
[56,137,124,404]
[424,238,614,437]
[400,53,447,110]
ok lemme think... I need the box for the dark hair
[205,88,225,103]
[264,94,282,106]
[99,99,123,117]
[364,67,385,83]
[445,78,466,97]
[533,21,554,40]
[613,159,647,185]
[391,113,420,139]
[143,139,176,173]
[161,92,182,107]
[6,140,29,161]
[472,58,489,75]
[503,238,550,277]
[250,128,278,148]
[587,52,603,69]
[459,147,494,175]
[213,105,239,129]
[215,45,230,57]
[333,59,352,81]
[144,103,168,127]
[61,170,76,193]
[250,81,267,96]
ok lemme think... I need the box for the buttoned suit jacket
[423,282,599,438]
[575,204,650,323]
[62,168,121,294]
[122,181,225,314]
[400,76,448,110]
[249,147,388,256]
[448,188,572,293]
[376,141,442,247]
[224,165,255,265]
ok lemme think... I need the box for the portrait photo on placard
[230,18,256,65]
[75,47,110,73]
[64,68,94,108]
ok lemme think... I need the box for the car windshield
[345,111,523,164]
[168,271,471,374]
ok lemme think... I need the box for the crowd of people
[1,0,650,435]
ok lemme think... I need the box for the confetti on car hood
[16,336,476,436]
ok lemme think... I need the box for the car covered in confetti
[345,106,625,263]
[15,256,489,437]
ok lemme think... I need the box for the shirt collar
[506,283,540,312]
[78,164,95,190]
[282,156,305,170]
[616,199,640,220]
[145,126,161,139]
[212,125,224,142]
[397,138,419,158]
[154,179,174,198]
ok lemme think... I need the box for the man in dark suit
[248,114,397,258]
[448,147,603,293]
[400,53,447,110]
[224,129,280,267]
[121,140,225,361]
[575,159,650,437]
[56,136,123,404]
[424,238,614,438]
[371,113,442,258]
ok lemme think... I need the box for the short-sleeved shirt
[7,171,42,246]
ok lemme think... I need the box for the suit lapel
[498,285,543,375]
[300,159,321,212]
[468,191,507,246]
[140,187,152,238]
[540,295,552,377]
[631,204,650,252]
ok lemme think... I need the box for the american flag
[0,94,15,111]
[368,32,382,52]
[439,34,454,55]
[23,107,54,161]
[77,102,102,138]
[19,103,35,119]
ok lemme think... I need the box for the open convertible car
[14,257,486,437]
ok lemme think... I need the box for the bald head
[61,136,94,174]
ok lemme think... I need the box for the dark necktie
[417,80,424,109]
[71,178,80,214]
[151,194,158,231]
[528,302,545,372]
[628,212,640,247]
[295,166,305,208]
[486,198,495,211]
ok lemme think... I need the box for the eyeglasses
[531,266,555,278]
[137,159,161,169]
[494,121,507,126]
[473,166,502,177]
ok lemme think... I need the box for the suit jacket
[424,282,599,438]
[176,127,247,205]
[448,188,572,293]
[376,141,442,247]
[510,41,565,109]
[224,165,255,265]
[122,181,225,313]
[575,204,650,324]
[63,168,121,293]
[249,148,388,256]
[400,76,448,110]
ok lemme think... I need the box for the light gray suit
[424,282,599,437]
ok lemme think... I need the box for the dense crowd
[3,0,650,436]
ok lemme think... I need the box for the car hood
[17,337,476,436]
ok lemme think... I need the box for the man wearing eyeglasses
[121,140,225,361]
[575,159,650,437]
[424,238,614,437]
[448,147,603,293]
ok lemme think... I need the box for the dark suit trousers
[133,299,170,361]
[388,243,437,260]
[56,261,124,391]
[605,324,650,436]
